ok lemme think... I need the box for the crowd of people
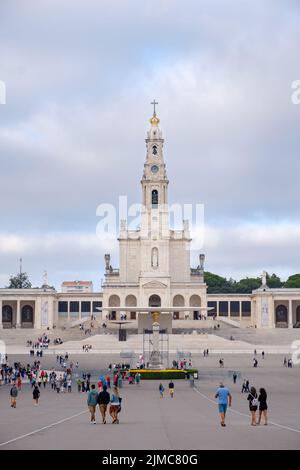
[87,384,122,424]
[215,382,269,427]
[172,358,193,369]
[2,346,295,434]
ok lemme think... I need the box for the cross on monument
[151,99,158,115]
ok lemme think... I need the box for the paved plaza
[0,352,299,450]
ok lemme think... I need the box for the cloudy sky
[0,0,300,290]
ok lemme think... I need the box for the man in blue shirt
[215,382,232,427]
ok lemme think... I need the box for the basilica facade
[102,110,206,331]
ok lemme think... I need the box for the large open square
[1,349,300,450]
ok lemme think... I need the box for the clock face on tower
[151,165,159,174]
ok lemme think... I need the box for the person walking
[98,384,110,424]
[215,382,232,427]
[76,378,81,392]
[159,383,165,398]
[10,383,18,408]
[257,388,268,425]
[109,386,121,424]
[136,372,141,385]
[233,372,237,384]
[247,386,258,425]
[17,376,22,391]
[283,357,287,367]
[33,385,40,405]
[168,380,175,398]
[87,384,98,424]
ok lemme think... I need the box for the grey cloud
[0,0,300,285]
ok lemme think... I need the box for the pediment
[142,281,168,289]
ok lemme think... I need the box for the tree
[284,274,300,288]
[266,273,283,288]
[204,272,234,294]
[234,277,261,293]
[7,272,32,289]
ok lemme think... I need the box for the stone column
[216,301,219,318]
[0,299,2,328]
[228,301,231,319]
[239,300,242,321]
[149,312,163,369]
[79,302,82,320]
[16,300,21,328]
[288,299,293,328]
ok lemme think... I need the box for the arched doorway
[108,295,120,321]
[149,294,161,307]
[296,305,300,323]
[125,294,137,320]
[275,305,288,327]
[21,305,34,327]
[2,305,13,327]
[190,294,201,320]
[173,294,184,320]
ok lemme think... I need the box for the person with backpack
[10,383,18,408]
[159,383,165,398]
[87,384,98,424]
[168,380,175,398]
[247,386,258,425]
[33,385,40,405]
[98,384,110,424]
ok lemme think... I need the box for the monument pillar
[149,311,164,369]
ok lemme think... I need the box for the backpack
[250,394,258,407]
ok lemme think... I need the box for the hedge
[129,368,198,380]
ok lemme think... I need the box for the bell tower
[141,101,169,239]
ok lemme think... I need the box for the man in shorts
[215,382,232,427]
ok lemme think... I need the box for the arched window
[152,145,157,155]
[296,305,300,323]
[149,295,161,307]
[152,190,158,207]
[21,305,34,323]
[2,305,13,323]
[275,305,288,324]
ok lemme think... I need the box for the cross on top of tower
[151,99,158,116]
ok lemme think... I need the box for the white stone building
[102,110,206,332]
[1,111,300,330]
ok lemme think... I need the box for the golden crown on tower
[149,114,160,126]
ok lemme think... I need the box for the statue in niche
[151,247,159,268]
